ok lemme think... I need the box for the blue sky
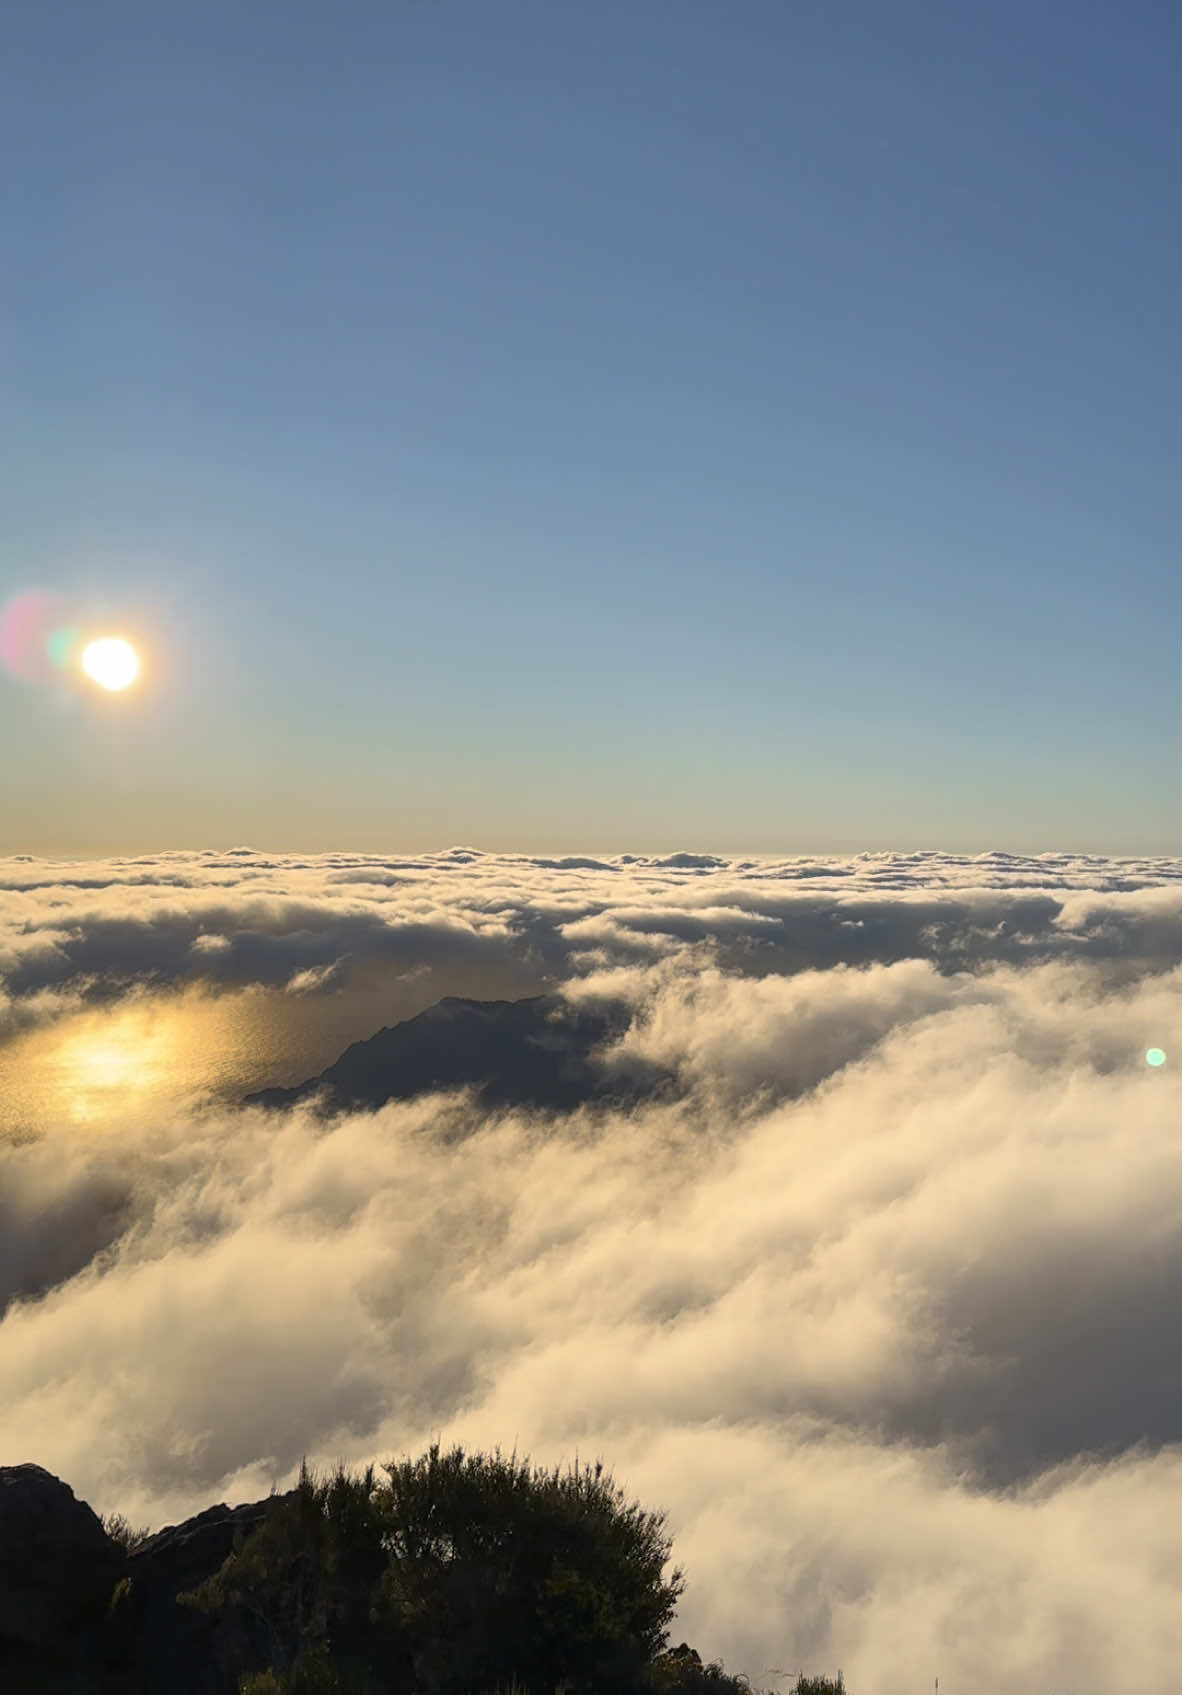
[3,0,1179,854]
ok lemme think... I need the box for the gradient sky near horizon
[3,0,1180,856]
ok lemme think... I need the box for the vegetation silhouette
[101,1512,151,1556]
[178,1442,848,1695]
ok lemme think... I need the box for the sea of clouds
[3,846,1182,1694]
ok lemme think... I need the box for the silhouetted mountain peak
[245,992,673,1116]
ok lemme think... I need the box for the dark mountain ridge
[246,992,674,1115]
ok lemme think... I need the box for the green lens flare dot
[1146,1047,1167,1068]
[46,625,80,669]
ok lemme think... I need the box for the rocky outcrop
[245,992,675,1118]
[0,1462,123,1690]
[0,1464,292,1694]
[114,1494,293,1694]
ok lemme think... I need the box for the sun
[81,636,139,691]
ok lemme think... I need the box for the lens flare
[46,624,82,670]
[0,589,68,682]
[1146,1047,1167,1068]
[1,593,145,697]
[81,637,139,691]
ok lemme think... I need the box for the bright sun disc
[81,637,139,691]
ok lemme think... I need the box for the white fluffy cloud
[3,849,1182,1693]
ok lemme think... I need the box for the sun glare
[81,636,139,691]
[48,1005,178,1125]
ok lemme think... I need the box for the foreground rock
[115,1495,294,1693]
[0,1464,291,1694]
[0,1463,123,1691]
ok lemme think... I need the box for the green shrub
[102,1509,151,1554]
[191,1442,687,1695]
[643,1644,757,1695]
[240,1674,286,1695]
[184,1460,389,1679]
[375,1439,686,1695]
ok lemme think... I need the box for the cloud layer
[4,844,1182,1025]
[3,848,1182,1694]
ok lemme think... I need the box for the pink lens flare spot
[0,590,68,683]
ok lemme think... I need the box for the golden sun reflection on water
[0,984,330,1137]
[52,1008,180,1122]
[2,990,268,1133]
[0,962,548,1139]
